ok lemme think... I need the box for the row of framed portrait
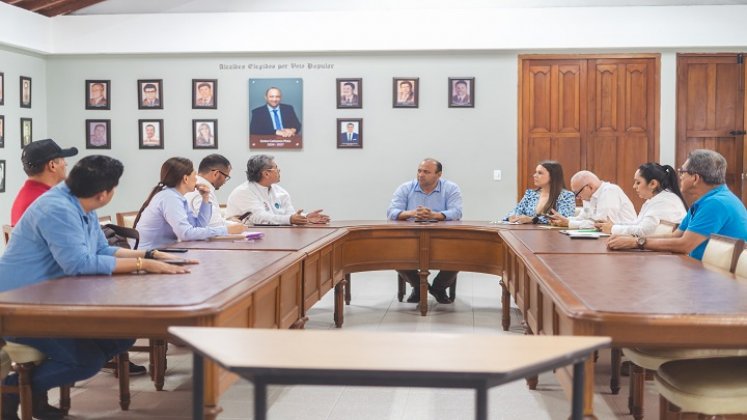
[0,73,33,108]
[85,79,217,110]
[337,77,474,108]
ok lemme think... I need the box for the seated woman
[503,161,575,224]
[134,157,246,249]
[596,163,687,236]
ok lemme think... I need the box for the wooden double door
[677,53,746,205]
[519,55,659,209]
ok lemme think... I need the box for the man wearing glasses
[185,154,234,228]
[225,154,329,225]
[549,170,636,229]
[608,149,747,259]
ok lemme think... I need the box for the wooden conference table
[0,220,744,419]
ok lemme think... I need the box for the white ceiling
[73,0,747,15]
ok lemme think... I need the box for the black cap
[21,139,78,170]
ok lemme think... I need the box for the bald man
[549,170,636,229]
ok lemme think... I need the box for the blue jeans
[2,337,135,393]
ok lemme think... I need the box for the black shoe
[1,393,20,420]
[429,287,452,304]
[128,361,147,376]
[31,393,65,420]
[406,290,420,303]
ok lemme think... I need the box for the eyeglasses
[264,167,280,172]
[677,168,695,176]
[574,184,589,198]
[212,169,231,180]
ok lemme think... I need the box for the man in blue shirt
[608,149,747,259]
[387,158,463,304]
[0,156,190,419]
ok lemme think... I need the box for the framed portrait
[0,160,5,193]
[138,119,163,149]
[337,118,363,149]
[86,119,111,149]
[0,72,4,106]
[393,77,419,108]
[20,76,31,108]
[192,79,217,109]
[193,119,218,149]
[336,78,362,109]
[0,115,4,148]
[248,78,304,149]
[448,77,475,108]
[85,80,110,110]
[138,79,163,110]
[20,118,32,148]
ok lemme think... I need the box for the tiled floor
[45,271,659,419]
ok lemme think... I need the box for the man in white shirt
[225,154,330,225]
[185,154,233,227]
[549,170,637,229]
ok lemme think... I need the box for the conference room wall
[0,45,48,235]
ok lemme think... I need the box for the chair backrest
[702,234,744,273]
[2,225,13,246]
[652,220,679,237]
[98,215,112,225]
[103,223,140,250]
[115,211,139,228]
[734,243,747,280]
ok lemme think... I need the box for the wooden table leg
[192,353,204,420]
[334,278,346,328]
[117,352,130,410]
[152,339,167,391]
[582,357,597,419]
[610,348,621,395]
[500,280,510,331]
[344,274,351,305]
[418,270,429,316]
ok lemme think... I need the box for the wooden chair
[115,211,139,229]
[0,340,71,420]
[656,356,747,419]
[98,215,112,225]
[652,220,679,236]
[734,242,747,280]
[623,234,746,420]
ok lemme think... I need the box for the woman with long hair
[134,157,245,249]
[503,160,575,224]
[596,162,687,236]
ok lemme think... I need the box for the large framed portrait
[448,77,475,108]
[139,119,163,149]
[248,78,303,149]
[393,77,418,108]
[0,72,4,106]
[0,115,4,148]
[20,76,31,108]
[85,80,110,110]
[20,118,32,147]
[0,160,5,193]
[337,118,363,149]
[138,79,163,109]
[192,79,217,109]
[86,119,111,149]
[336,78,362,109]
[193,119,217,149]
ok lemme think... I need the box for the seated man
[387,158,463,304]
[608,149,747,259]
[185,154,234,228]
[225,154,329,225]
[549,170,637,229]
[0,156,191,420]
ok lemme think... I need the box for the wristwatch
[636,236,647,250]
[145,249,156,259]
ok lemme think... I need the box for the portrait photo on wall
[0,72,4,106]
[336,78,362,109]
[20,76,31,108]
[193,119,217,149]
[393,77,419,108]
[138,79,163,109]
[192,79,217,109]
[448,77,475,108]
[20,118,32,148]
[0,160,5,193]
[248,78,303,149]
[85,80,110,110]
[337,118,362,149]
[139,119,163,149]
[0,115,4,148]
[86,119,111,149]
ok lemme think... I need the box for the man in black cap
[10,139,78,226]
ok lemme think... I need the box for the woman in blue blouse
[134,157,246,249]
[503,161,576,224]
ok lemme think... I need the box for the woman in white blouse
[596,162,687,236]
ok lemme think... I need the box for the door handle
[730,130,747,136]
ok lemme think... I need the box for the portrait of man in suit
[250,86,302,138]
[86,120,110,149]
[86,81,109,109]
[0,160,5,193]
[21,118,32,147]
[138,80,163,109]
[0,72,4,106]
[139,119,164,149]
[193,80,217,109]
[393,78,418,108]
[449,77,474,108]
[0,116,4,147]
[337,79,361,108]
[20,77,31,108]
[337,119,362,149]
